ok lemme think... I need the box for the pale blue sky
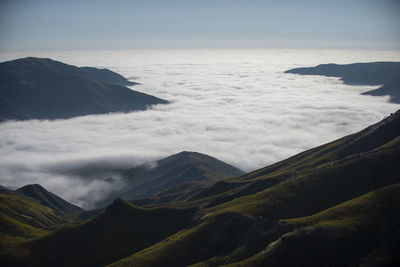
[1,0,399,51]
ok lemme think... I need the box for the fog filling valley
[0,49,399,208]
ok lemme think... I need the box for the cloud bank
[0,49,399,208]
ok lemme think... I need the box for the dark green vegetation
[0,193,66,262]
[286,62,400,103]
[96,151,243,208]
[4,199,196,267]
[1,111,399,266]
[0,184,83,263]
[0,57,168,121]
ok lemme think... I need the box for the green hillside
[9,199,196,267]
[108,111,400,267]
[225,183,400,267]
[1,111,399,266]
[0,193,66,265]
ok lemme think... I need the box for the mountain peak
[16,183,84,217]
[19,183,45,190]
[107,198,134,211]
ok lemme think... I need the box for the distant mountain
[15,184,84,218]
[0,185,12,194]
[286,62,400,103]
[97,151,243,207]
[79,67,138,86]
[0,57,168,121]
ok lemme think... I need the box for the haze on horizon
[0,0,400,52]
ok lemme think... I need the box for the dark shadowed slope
[0,186,12,194]
[16,184,84,218]
[79,67,138,86]
[11,199,195,267]
[224,183,400,267]
[285,62,400,103]
[0,57,168,121]
[114,151,243,205]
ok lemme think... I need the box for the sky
[1,0,400,51]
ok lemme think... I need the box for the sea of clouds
[0,49,399,208]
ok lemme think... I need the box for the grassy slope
[226,183,400,267]
[10,199,196,267]
[109,112,400,267]
[0,193,66,265]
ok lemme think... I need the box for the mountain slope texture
[0,57,168,121]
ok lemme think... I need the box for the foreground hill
[15,184,84,218]
[95,151,243,208]
[285,62,400,103]
[4,199,196,267]
[0,193,66,256]
[0,57,168,121]
[1,111,399,266]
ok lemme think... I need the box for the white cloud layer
[0,49,399,208]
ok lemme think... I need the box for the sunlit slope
[109,111,400,267]
[0,193,66,250]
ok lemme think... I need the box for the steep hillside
[0,57,167,121]
[16,184,84,218]
[9,199,195,267]
[226,183,400,267]
[285,62,400,103]
[0,193,66,255]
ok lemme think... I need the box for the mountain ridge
[0,57,168,121]
[285,61,400,103]
[15,184,84,218]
